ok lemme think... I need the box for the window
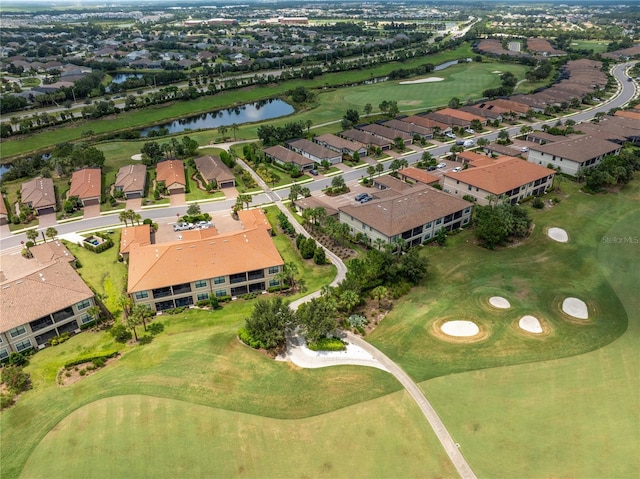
[425,222,432,228]
[213,276,225,285]
[195,280,207,288]
[81,314,94,324]
[14,339,32,352]
[436,218,442,225]
[197,293,209,301]
[175,296,193,307]
[269,279,280,287]
[9,326,26,338]
[268,266,280,275]
[0,348,8,361]
[215,289,227,298]
[229,272,247,284]
[135,291,149,300]
[464,207,471,214]
[463,217,470,225]
[76,299,91,310]
[152,287,172,299]
[172,283,191,295]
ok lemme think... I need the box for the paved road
[1,62,635,255]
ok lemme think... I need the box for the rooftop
[115,164,147,193]
[156,159,186,186]
[530,135,621,163]
[69,168,101,200]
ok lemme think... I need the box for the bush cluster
[307,338,346,351]
[237,327,263,349]
[48,332,72,346]
[64,351,118,368]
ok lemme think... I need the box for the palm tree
[231,123,239,141]
[26,229,39,245]
[118,295,133,319]
[373,238,386,251]
[366,165,376,180]
[375,163,384,177]
[86,305,101,324]
[119,210,129,226]
[217,124,228,141]
[371,285,389,309]
[305,119,312,135]
[45,227,58,242]
[133,212,142,225]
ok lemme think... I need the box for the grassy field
[570,40,610,53]
[368,180,640,477]
[19,392,454,479]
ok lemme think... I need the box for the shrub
[295,233,306,249]
[216,295,232,303]
[148,322,165,335]
[348,314,368,328]
[313,247,326,265]
[237,327,263,349]
[196,299,210,307]
[267,285,289,293]
[307,337,346,351]
[79,369,86,376]
[1,366,31,394]
[138,335,153,345]
[80,320,96,330]
[300,237,317,259]
[1,394,15,410]
[64,351,118,368]
[8,352,27,367]
[92,357,106,368]
[532,197,545,209]
[109,324,132,343]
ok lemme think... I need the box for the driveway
[125,198,142,210]
[82,204,101,219]
[38,212,58,227]
[169,193,187,207]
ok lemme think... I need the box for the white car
[437,162,447,168]
[445,132,456,139]
[452,167,463,172]
[520,147,529,152]
[465,128,475,134]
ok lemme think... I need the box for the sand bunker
[489,296,511,309]
[548,227,568,243]
[399,77,444,85]
[519,315,543,334]
[562,297,588,319]
[441,320,480,337]
[131,154,143,161]
[492,71,503,74]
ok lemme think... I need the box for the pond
[110,73,144,84]
[0,163,10,179]
[140,98,294,137]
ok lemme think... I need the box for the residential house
[313,134,366,157]
[425,108,487,128]
[579,116,640,145]
[383,119,433,140]
[69,168,101,206]
[397,167,440,187]
[293,196,338,218]
[156,159,186,194]
[0,242,96,357]
[456,151,496,167]
[401,115,452,134]
[115,164,147,199]
[127,210,284,311]
[340,129,391,150]
[286,139,342,165]
[482,143,524,157]
[358,124,413,144]
[526,135,621,176]
[194,155,236,188]
[0,195,8,225]
[442,157,556,205]
[263,145,315,171]
[338,184,473,247]
[21,177,56,215]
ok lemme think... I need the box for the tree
[131,304,155,332]
[119,210,130,226]
[370,285,389,309]
[448,97,461,109]
[187,203,201,216]
[364,103,372,116]
[339,290,360,315]
[118,295,133,319]
[217,124,228,140]
[86,305,101,324]
[366,165,376,180]
[399,247,429,284]
[238,193,252,210]
[342,109,360,129]
[276,262,299,290]
[297,296,338,342]
[375,163,384,176]
[45,227,57,242]
[305,119,313,135]
[26,229,38,245]
[244,297,297,350]
[124,313,142,341]
[231,123,239,141]
[289,183,302,203]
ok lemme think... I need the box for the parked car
[456,140,465,146]
[437,162,447,168]
[463,140,475,147]
[310,169,319,176]
[173,222,191,232]
[445,132,456,139]
[196,221,213,229]
[355,193,368,201]
[520,147,529,152]
[452,167,463,172]
[465,128,475,134]
[426,166,437,171]
[360,195,373,204]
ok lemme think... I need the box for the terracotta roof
[443,157,555,196]
[374,175,413,192]
[264,145,314,167]
[340,129,390,147]
[115,164,147,194]
[0,261,94,334]
[530,135,621,163]
[193,155,235,184]
[0,195,9,217]
[238,208,272,232]
[120,225,151,254]
[398,167,439,185]
[127,226,283,293]
[293,196,338,217]
[434,108,486,123]
[456,151,490,164]
[21,177,55,210]
[483,99,531,114]
[526,131,563,143]
[287,139,341,161]
[359,123,412,141]
[483,144,522,157]
[156,159,185,187]
[69,168,101,200]
[30,241,75,266]
[314,133,365,152]
[339,185,472,237]
[402,115,450,131]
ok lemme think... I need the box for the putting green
[20,394,455,479]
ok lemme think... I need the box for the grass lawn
[63,231,128,315]
[19,392,454,479]
[570,40,610,53]
[368,179,640,477]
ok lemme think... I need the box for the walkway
[236,157,477,478]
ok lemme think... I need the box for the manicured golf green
[570,40,611,53]
[369,180,640,477]
[20,392,454,479]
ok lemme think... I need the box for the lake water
[0,163,11,179]
[141,98,294,137]
[110,73,144,84]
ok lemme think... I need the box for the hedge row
[64,351,118,368]
[307,337,346,352]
